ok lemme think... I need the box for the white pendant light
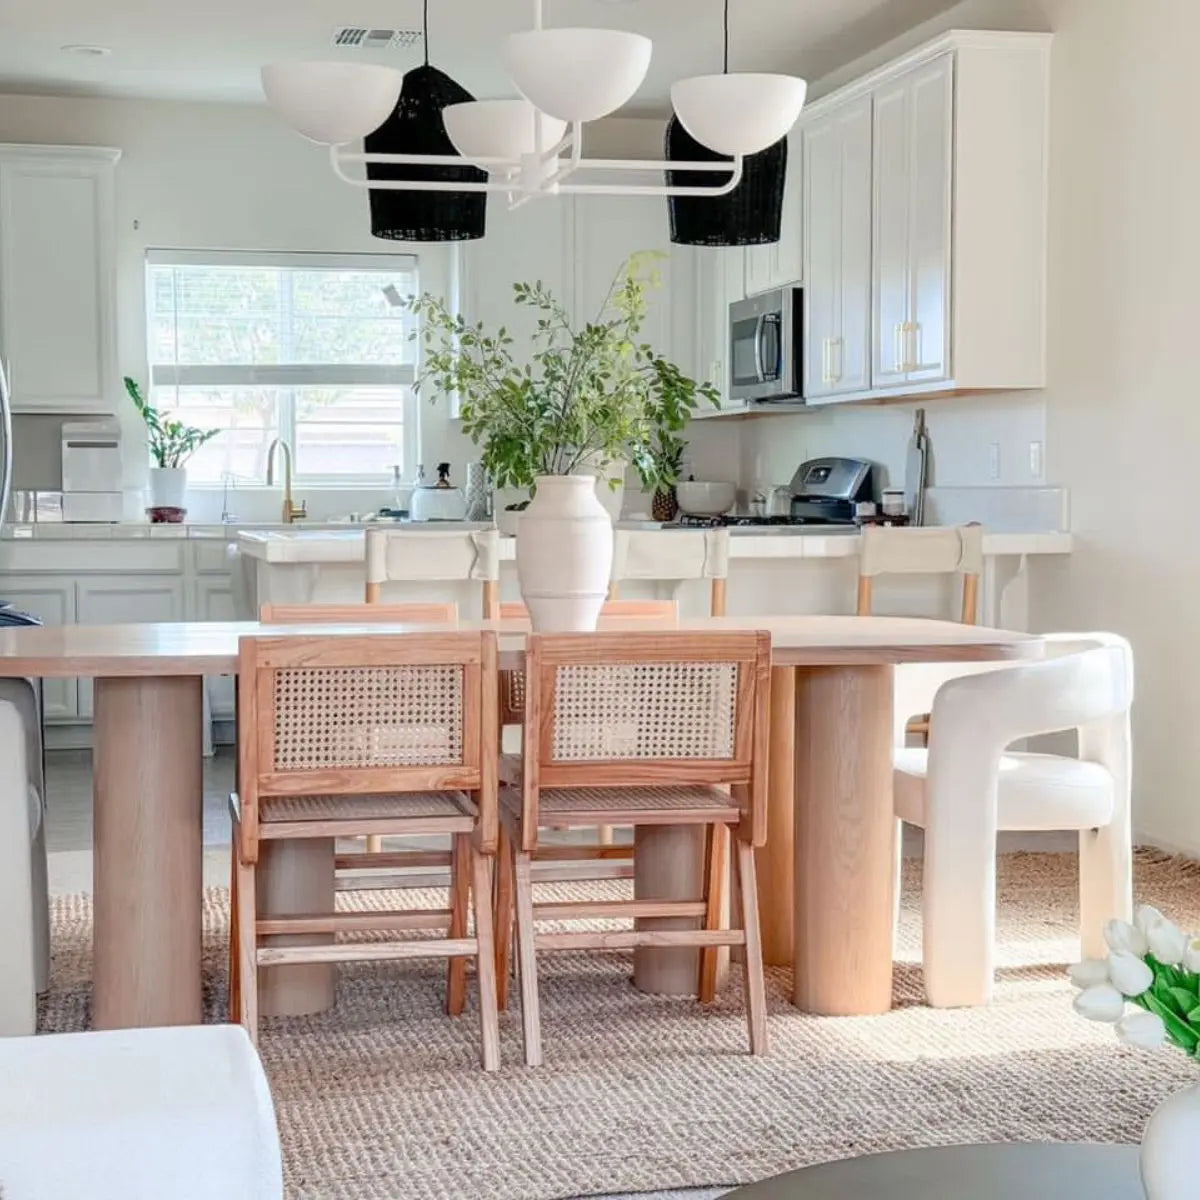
[502,26,652,123]
[261,62,402,145]
[443,99,567,164]
[671,0,806,157]
[672,73,807,157]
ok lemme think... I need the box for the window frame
[144,249,420,487]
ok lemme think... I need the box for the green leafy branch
[408,252,719,493]
[124,377,221,470]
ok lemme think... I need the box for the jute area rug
[39,850,1200,1200]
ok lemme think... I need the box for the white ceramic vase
[516,474,614,632]
[148,467,187,510]
[1142,1082,1200,1199]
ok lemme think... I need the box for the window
[145,250,418,484]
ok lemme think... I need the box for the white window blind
[145,251,419,484]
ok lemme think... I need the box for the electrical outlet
[988,442,1001,480]
[1029,440,1043,479]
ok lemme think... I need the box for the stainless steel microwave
[729,287,803,403]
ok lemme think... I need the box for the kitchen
[5,0,1199,1194]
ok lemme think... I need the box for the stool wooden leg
[698,823,728,1002]
[446,833,470,1016]
[234,851,259,1045]
[228,843,241,1025]
[365,835,384,854]
[494,825,515,1011]
[735,839,768,1056]
[471,850,501,1072]
[513,849,543,1067]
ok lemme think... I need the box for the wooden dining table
[0,615,1041,1029]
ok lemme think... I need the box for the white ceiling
[0,0,963,108]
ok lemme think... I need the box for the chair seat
[894,748,1116,831]
[259,790,475,825]
[502,782,740,828]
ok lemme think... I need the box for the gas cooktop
[676,514,856,529]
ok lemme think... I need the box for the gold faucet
[266,437,307,524]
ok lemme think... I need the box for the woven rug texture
[37,850,1200,1200]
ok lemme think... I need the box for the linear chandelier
[261,0,807,205]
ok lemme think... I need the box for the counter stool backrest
[610,528,730,616]
[235,631,498,861]
[857,524,984,624]
[364,527,500,617]
[518,630,771,847]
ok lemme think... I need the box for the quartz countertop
[237,525,1073,565]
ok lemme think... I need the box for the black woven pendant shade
[666,115,786,247]
[365,64,487,242]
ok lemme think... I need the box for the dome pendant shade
[666,116,786,247]
[671,72,807,157]
[261,61,402,145]
[443,99,567,165]
[502,28,652,123]
[365,63,487,243]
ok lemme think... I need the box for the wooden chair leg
[513,848,543,1067]
[470,850,501,1072]
[597,825,614,846]
[234,851,259,1045]
[734,838,768,1055]
[228,842,241,1025]
[494,825,515,1011]
[698,823,729,1003]
[365,835,384,854]
[446,833,470,1016]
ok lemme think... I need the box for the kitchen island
[238,523,1071,630]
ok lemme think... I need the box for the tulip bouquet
[1071,906,1200,1053]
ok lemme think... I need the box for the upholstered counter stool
[610,527,730,616]
[0,680,50,1036]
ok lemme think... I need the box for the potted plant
[1071,905,1200,1198]
[124,377,219,520]
[410,253,717,630]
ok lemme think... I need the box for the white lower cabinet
[76,575,185,719]
[194,576,237,718]
[0,575,78,719]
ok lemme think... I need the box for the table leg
[258,838,336,1017]
[632,825,707,995]
[756,666,795,966]
[93,676,203,1029]
[793,664,896,1015]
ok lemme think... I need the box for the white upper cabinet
[690,245,749,416]
[743,133,803,295]
[871,55,952,389]
[0,146,120,414]
[803,96,873,403]
[802,30,1050,404]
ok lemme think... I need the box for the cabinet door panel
[0,577,77,718]
[871,79,911,388]
[0,156,115,413]
[837,98,874,396]
[802,117,840,400]
[76,577,185,718]
[692,246,748,414]
[907,55,953,383]
[195,578,237,718]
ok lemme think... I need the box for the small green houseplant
[124,376,219,517]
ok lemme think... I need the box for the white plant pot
[1142,1083,1200,1199]
[581,458,626,523]
[148,467,187,510]
[516,474,614,632]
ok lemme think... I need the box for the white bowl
[675,481,737,516]
[443,100,567,165]
[671,72,807,157]
[261,62,402,145]
[502,28,652,124]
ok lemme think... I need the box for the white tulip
[1104,919,1149,957]
[1107,950,1154,997]
[1116,1009,1167,1049]
[1073,983,1126,1023]
[1069,959,1111,990]
[1135,904,1167,936]
[1147,918,1188,966]
[1183,936,1200,975]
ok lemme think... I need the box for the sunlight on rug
[38,851,1200,1200]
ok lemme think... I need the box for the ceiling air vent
[332,27,423,50]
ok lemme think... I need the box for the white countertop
[236,525,1073,565]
